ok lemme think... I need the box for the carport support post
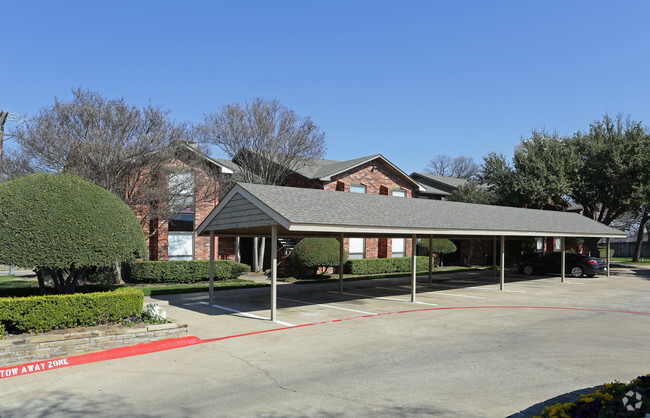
[271,225,278,322]
[606,238,611,277]
[209,231,215,305]
[560,237,566,283]
[339,233,344,293]
[428,235,433,285]
[493,236,497,280]
[411,234,417,302]
[500,235,505,290]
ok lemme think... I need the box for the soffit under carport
[196,183,626,240]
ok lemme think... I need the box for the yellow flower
[603,393,614,401]
[581,396,595,403]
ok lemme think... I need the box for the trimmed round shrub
[0,173,147,293]
[417,239,457,256]
[290,238,347,276]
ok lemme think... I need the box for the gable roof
[197,182,626,239]
[228,150,424,191]
[175,142,234,174]
[410,172,468,196]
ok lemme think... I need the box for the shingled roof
[197,183,626,239]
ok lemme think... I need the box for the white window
[536,237,543,252]
[169,172,195,211]
[349,238,365,259]
[555,237,562,251]
[350,185,367,194]
[392,189,406,197]
[168,232,194,260]
[392,238,405,258]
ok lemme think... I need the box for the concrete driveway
[1,267,650,417]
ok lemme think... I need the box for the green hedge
[0,287,144,334]
[127,260,251,284]
[344,256,433,275]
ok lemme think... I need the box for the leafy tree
[481,114,650,256]
[425,154,479,179]
[8,88,217,232]
[569,115,649,254]
[480,152,520,207]
[447,180,496,205]
[290,238,346,276]
[0,173,147,294]
[197,97,326,272]
[511,130,577,210]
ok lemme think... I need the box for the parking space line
[468,286,525,293]
[200,302,295,327]
[328,291,438,306]
[278,297,377,315]
[433,292,486,299]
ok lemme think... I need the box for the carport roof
[196,183,626,239]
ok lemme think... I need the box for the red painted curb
[2,305,649,380]
[0,336,203,380]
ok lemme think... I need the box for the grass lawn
[0,274,39,288]
[611,256,650,265]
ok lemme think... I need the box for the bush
[417,239,457,255]
[290,238,347,275]
[0,174,147,293]
[127,260,251,284]
[597,246,615,258]
[344,256,432,275]
[536,374,650,417]
[0,287,144,334]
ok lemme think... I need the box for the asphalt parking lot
[1,266,650,417]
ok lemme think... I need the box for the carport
[196,183,626,322]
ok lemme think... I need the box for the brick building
[141,148,448,271]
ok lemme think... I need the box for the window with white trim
[168,172,195,260]
[350,184,367,194]
[168,232,194,261]
[555,237,562,251]
[392,189,406,197]
[349,238,365,259]
[392,238,405,258]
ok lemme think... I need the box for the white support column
[428,235,433,285]
[271,226,278,322]
[560,237,566,283]
[339,233,345,293]
[500,235,505,290]
[606,238,611,278]
[493,236,497,280]
[411,234,417,302]
[209,231,215,305]
[235,237,241,263]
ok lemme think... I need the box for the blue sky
[3,1,650,174]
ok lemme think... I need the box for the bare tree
[198,97,326,186]
[197,97,326,271]
[425,155,479,180]
[10,88,219,236]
